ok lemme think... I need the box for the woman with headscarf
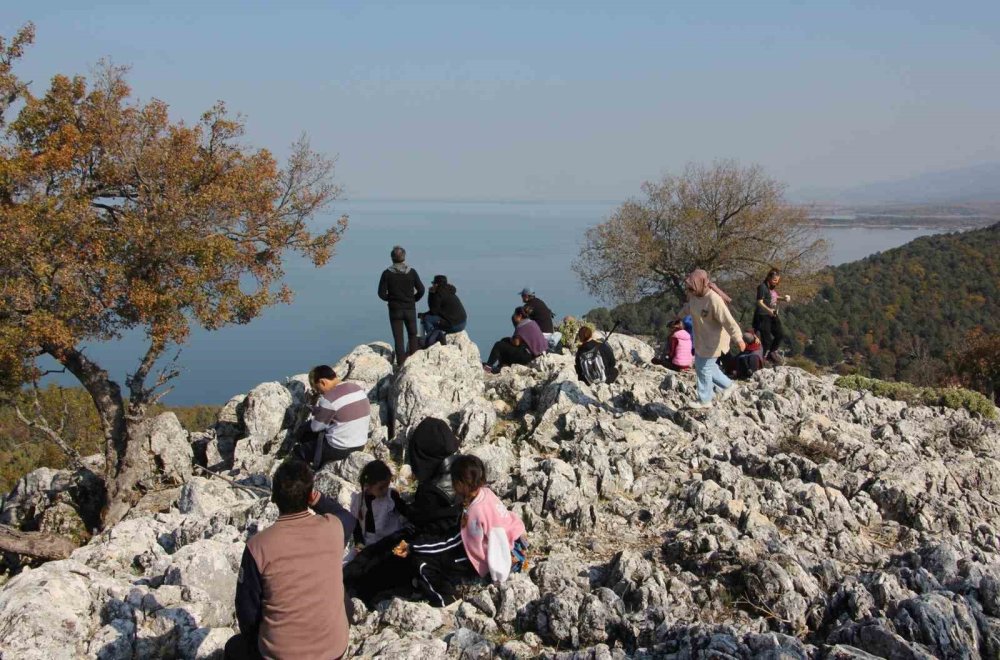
[677,269,745,409]
[391,417,476,606]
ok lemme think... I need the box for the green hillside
[586,223,1000,389]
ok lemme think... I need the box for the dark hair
[308,365,337,390]
[450,454,487,491]
[272,459,314,514]
[391,246,406,263]
[359,459,392,487]
[766,268,781,280]
[577,326,594,343]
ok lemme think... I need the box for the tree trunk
[0,524,78,560]
[101,419,151,527]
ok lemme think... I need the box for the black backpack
[579,322,620,385]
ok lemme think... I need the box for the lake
[43,200,947,405]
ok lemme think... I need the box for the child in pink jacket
[450,454,527,580]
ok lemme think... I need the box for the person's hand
[308,489,321,507]
[770,308,778,317]
[737,339,746,352]
[784,294,792,302]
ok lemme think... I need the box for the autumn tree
[0,24,345,526]
[573,160,827,307]
[955,331,1000,403]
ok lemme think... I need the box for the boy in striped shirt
[294,365,371,469]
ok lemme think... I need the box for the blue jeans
[421,315,466,336]
[694,356,732,403]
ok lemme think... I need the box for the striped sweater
[310,382,371,450]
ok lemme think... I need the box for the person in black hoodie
[378,246,425,366]
[519,287,554,333]
[419,275,468,347]
[391,417,475,607]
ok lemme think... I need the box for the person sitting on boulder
[519,286,561,350]
[482,307,548,374]
[390,417,473,607]
[574,325,619,385]
[451,454,528,582]
[342,460,411,606]
[228,459,353,660]
[293,365,370,469]
[419,275,467,348]
[734,330,765,380]
[653,318,693,371]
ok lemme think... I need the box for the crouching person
[226,459,354,660]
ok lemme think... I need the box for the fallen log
[0,524,77,561]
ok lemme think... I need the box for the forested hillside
[586,223,1000,394]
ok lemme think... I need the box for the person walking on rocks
[753,268,791,364]
[378,245,425,366]
[678,269,745,409]
[227,459,353,660]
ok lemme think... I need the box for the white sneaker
[688,400,713,410]
[718,385,737,401]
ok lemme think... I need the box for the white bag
[487,527,512,583]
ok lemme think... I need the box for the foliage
[835,375,997,420]
[555,315,594,350]
[0,24,342,525]
[0,385,219,492]
[573,160,827,306]
[953,331,1000,402]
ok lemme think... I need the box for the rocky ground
[1,332,999,659]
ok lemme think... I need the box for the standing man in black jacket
[378,246,425,366]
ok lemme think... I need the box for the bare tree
[574,160,828,306]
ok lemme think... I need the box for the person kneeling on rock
[293,365,370,469]
[227,459,353,660]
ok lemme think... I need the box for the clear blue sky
[4,1,1000,200]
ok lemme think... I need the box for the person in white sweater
[677,269,746,408]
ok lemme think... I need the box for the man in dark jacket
[226,459,355,660]
[420,275,467,346]
[519,287,554,333]
[378,246,425,366]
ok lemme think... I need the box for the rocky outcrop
[1,335,999,658]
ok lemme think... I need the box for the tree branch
[0,524,78,561]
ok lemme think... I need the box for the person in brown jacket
[225,459,354,660]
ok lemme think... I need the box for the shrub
[556,316,594,351]
[835,375,997,420]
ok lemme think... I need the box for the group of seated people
[482,288,561,373]
[230,416,528,659]
[652,317,767,380]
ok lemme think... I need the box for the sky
[4,1,1000,201]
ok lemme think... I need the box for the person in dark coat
[391,418,476,607]
[519,287,554,334]
[378,246,425,366]
[420,275,468,346]
[574,325,619,384]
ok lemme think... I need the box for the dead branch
[0,524,78,560]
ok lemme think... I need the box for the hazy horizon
[4,1,1000,203]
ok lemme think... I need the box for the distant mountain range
[794,162,1000,205]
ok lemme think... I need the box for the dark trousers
[389,308,418,366]
[293,431,362,469]
[343,531,411,606]
[754,315,784,356]
[486,338,533,369]
[411,547,479,607]
[224,634,263,660]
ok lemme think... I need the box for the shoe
[482,363,495,374]
[766,351,785,366]
[688,400,712,410]
[718,385,737,401]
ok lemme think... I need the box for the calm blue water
[41,201,945,405]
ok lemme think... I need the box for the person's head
[576,325,594,345]
[450,454,487,500]
[519,286,534,303]
[359,459,393,498]
[513,306,527,324]
[742,330,757,346]
[272,459,314,515]
[390,245,406,264]
[684,269,710,298]
[766,268,781,288]
[669,318,683,333]
[308,365,340,393]
[431,274,448,292]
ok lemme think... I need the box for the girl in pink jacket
[450,455,527,580]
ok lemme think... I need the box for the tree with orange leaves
[0,24,345,527]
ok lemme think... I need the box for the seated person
[735,330,765,379]
[294,365,370,469]
[655,318,693,371]
[343,460,410,606]
[420,275,468,347]
[391,418,472,607]
[519,287,560,349]
[227,459,353,660]
[574,326,619,385]
[482,307,547,374]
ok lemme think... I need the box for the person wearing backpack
[377,245,425,366]
[574,325,619,385]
